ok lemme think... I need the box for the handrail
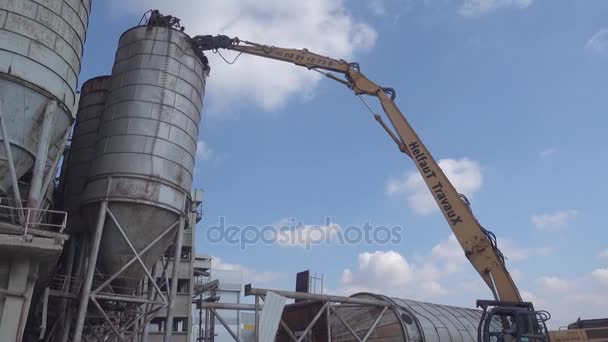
[0,199,67,235]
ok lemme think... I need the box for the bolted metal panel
[62,76,111,231]
[0,0,92,195]
[330,293,502,341]
[81,25,208,288]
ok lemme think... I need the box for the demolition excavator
[187,23,602,342]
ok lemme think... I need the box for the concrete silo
[0,0,92,340]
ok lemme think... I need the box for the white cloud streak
[459,0,533,17]
[386,158,482,215]
[539,148,557,158]
[212,257,285,285]
[338,235,468,300]
[531,210,579,231]
[273,218,342,249]
[585,29,608,57]
[196,141,213,161]
[112,0,377,115]
[591,268,608,285]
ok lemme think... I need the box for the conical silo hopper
[80,23,209,291]
[0,0,91,199]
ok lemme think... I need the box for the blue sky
[82,0,608,327]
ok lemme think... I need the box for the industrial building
[0,1,605,342]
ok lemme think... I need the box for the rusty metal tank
[0,0,91,196]
[61,76,110,231]
[330,293,501,341]
[80,24,208,287]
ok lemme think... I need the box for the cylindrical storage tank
[330,293,501,341]
[81,24,208,288]
[62,76,110,231]
[0,0,92,195]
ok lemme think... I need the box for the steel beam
[361,306,388,342]
[210,308,241,342]
[330,305,362,342]
[72,201,108,342]
[92,215,178,300]
[163,216,185,342]
[297,302,329,342]
[245,285,391,306]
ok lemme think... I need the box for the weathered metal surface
[330,293,502,341]
[81,24,208,286]
[259,291,287,341]
[61,76,110,231]
[0,0,92,195]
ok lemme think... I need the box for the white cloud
[598,249,608,259]
[527,271,608,328]
[591,268,608,285]
[337,235,469,300]
[585,29,608,57]
[537,276,575,292]
[459,0,533,17]
[539,148,557,158]
[112,0,377,115]
[212,257,284,285]
[531,210,579,231]
[500,240,552,261]
[386,158,482,215]
[196,141,213,161]
[367,0,386,15]
[274,218,342,249]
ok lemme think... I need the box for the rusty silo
[61,76,110,231]
[71,11,209,342]
[80,19,207,288]
[0,0,92,340]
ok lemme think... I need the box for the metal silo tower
[0,0,92,340]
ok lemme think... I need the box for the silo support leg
[72,201,108,342]
[163,216,185,342]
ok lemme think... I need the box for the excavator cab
[477,300,551,342]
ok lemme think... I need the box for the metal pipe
[27,100,56,209]
[61,236,86,342]
[204,307,209,342]
[39,126,70,205]
[163,216,185,342]
[92,294,166,306]
[0,100,24,222]
[72,200,107,342]
[326,303,331,342]
[210,308,241,342]
[197,302,262,311]
[38,287,50,339]
[245,285,391,307]
[141,264,158,342]
[255,295,260,342]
